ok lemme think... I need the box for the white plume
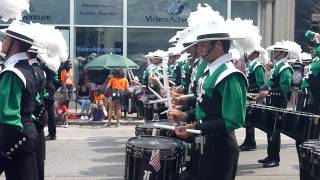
[29,23,68,71]
[169,30,182,43]
[30,23,68,61]
[229,48,241,60]
[226,18,261,53]
[0,41,5,58]
[188,3,224,28]
[267,40,302,59]
[0,0,30,21]
[38,54,61,72]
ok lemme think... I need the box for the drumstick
[247,94,255,100]
[154,76,164,89]
[148,98,168,104]
[180,94,195,99]
[160,105,182,114]
[153,123,202,135]
[148,87,163,100]
[169,80,176,86]
[162,61,173,111]
[148,94,195,105]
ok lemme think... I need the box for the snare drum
[300,140,320,180]
[246,104,276,133]
[135,120,176,138]
[124,136,184,180]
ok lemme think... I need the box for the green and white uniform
[247,58,265,92]
[171,59,185,86]
[267,59,293,96]
[265,58,292,163]
[181,60,191,93]
[187,53,247,180]
[299,57,320,114]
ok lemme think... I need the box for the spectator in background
[102,74,114,109]
[90,99,107,121]
[89,88,107,121]
[76,78,91,120]
[60,60,73,107]
[106,69,129,127]
[55,100,69,128]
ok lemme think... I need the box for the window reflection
[127,28,178,77]
[75,27,123,84]
[231,1,258,25]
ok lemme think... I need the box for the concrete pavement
[0,122,300,180]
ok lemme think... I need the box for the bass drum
[124,136,184,180]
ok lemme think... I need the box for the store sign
[76,46,122,54]
[22,0,69,24]
[128,0,227,27]
[75,0,123,25]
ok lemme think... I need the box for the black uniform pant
[47,99,56,137]
[266,95,287,162]
[267,131,281,161]
[244,125,256,144]
[4,150,38,180]
[36,128,45,180]
[196,132,239,180]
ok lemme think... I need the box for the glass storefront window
[75,0,123,25]
[75,27,123,84]
[21,0,69,24]
[231,0,258,25]
[127,0,227,27]
[127,28,178,76]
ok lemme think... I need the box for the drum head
[136,120,171,129]
[127,136,182,150]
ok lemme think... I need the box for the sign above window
[75,0,123,25]
[21,0,70,24]
[127,0,227,27]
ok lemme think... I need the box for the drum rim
[126,135,184,153]
[135,119,173,128]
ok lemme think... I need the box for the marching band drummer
[299,46,320,114]
[0,20,40,180]
[297,45,320,180]
[255,41,300,168]
[168,21,248,180]
[239,47,267,151]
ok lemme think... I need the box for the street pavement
[0,120,300,180]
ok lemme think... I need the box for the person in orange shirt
[60,60,74,107]
[106,69,129,127]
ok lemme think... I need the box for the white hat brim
[0,29,35,46]
[194,36,244,43]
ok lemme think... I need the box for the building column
[273,0,295,41]
[260,0,274,48]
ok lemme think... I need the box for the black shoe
[45,135,56,141]
[239,142,257,151]
[263,160,279,168]
[258,157,270,164]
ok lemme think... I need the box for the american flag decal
[149,149,161,172]
[140,94,148,103]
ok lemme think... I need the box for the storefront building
[0,0,297,83]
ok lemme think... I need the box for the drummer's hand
[175,124,195,139]
[174,87,184,94]
[167,109,188,121]
[149,77,157,85]
[172,96,188,105]
[254,90,268,101]
[259,90,269,97]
